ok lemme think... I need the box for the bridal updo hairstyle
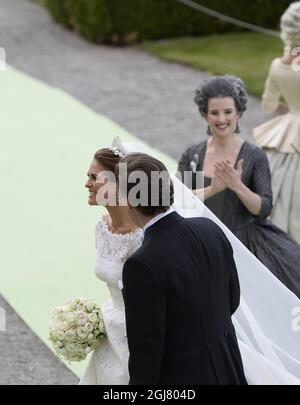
[280,1,300,51]
[94,148,121,171]
[194,75,248,128]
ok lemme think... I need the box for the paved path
[0,0,269,384]
[0,296,77,385]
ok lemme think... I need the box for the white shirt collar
[143,207,174,235]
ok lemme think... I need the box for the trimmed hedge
[43,0,294,44]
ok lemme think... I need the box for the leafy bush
[43,0,294,44]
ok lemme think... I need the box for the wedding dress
[80,145,300,385]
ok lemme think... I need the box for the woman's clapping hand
[214,159,244,192]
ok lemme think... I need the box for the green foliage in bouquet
[42,0,294,45]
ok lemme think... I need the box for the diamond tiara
[109,136,128,158]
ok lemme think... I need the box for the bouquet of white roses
[49,297,106,362]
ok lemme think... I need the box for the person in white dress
[253,1,300,243]
[80,138,300,385]
[79,146,143,385]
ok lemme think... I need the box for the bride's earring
[207,125,213,136]
[235,122,241,134]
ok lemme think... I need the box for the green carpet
[0,66,176,378]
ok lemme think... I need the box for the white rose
[56,314,66,323]
[84,323,94,333]
[98,321,104,332]
[75,298,83,304]
[56,340,64,348]
[65,330,77,342]
[49,329,58,341]
[84,346,92,354]
[86,303,95,312]
[65,299,77,310]
[59,321,72,331]
[87,333,95,341]
[56,331,66,341]
[65,313,76,324]
[65,343,77,354]
[75,348,86,359]
[76,327,88,339]
[52,308,61,317]
[88,313,99,324]
[75,312,88,326]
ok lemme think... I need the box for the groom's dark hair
[116,153,174,216]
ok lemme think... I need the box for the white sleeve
[261,61,281,113]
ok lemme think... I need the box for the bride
[80,137,300,385]
[80,144,143,384]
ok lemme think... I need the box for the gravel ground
[0,0,269,384]
[0,295,78,385]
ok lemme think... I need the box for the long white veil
[173,175,300,385]
[125,142,300,385]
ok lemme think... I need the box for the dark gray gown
[177,140,300,299]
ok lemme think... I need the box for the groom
[117,153,247,385]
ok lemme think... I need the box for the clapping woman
[178,75,300,298]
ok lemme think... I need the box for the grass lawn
[142,32,283,97]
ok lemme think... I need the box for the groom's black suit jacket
[122,212,247,385]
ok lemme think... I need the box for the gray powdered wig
[194,75,248,118]
[280,1,300,49]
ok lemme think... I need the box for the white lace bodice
[95,219,143,264]
[94,219,143,302]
